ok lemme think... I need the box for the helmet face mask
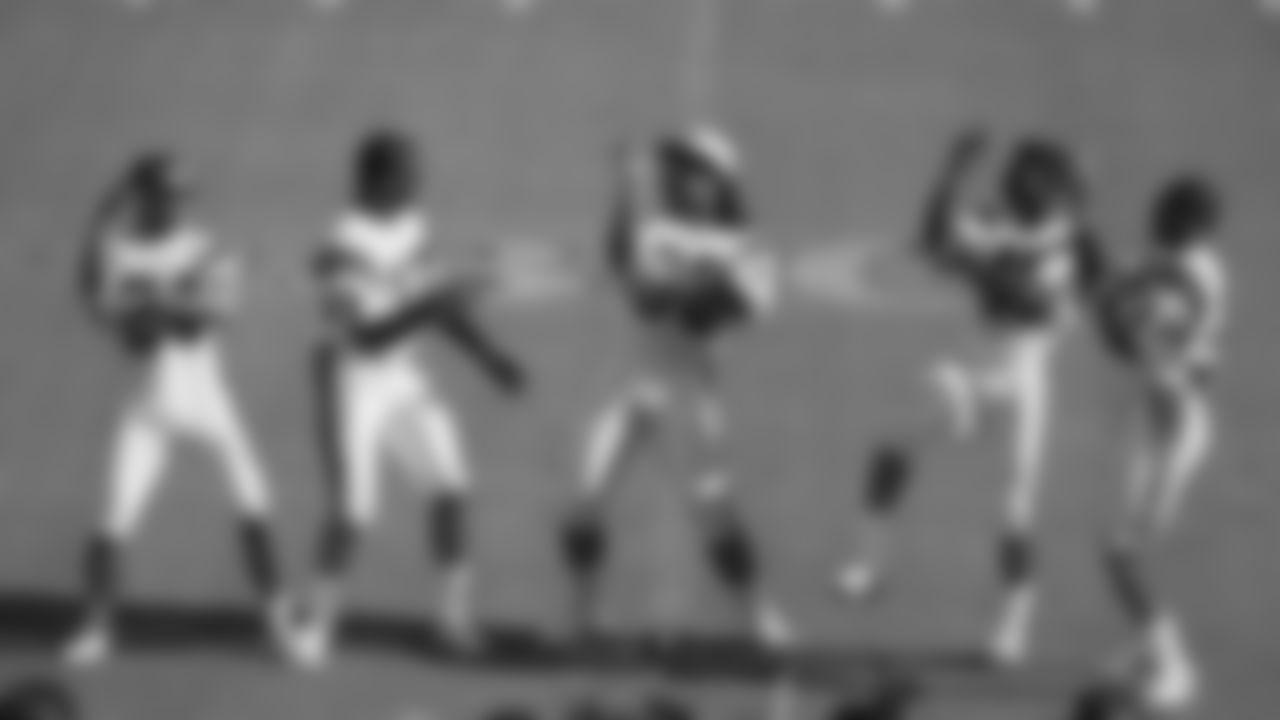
[353,127,420,217]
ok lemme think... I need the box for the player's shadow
[0,587,1001,694]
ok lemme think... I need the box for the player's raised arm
[77,173,126,316]
[77,157,165,325]
[918,128,988,274]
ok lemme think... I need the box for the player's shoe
[987,590,1036,668]
[439,570,479,650]
[262,594,304,665]
[1141,618,1201,713]
[289,613,335,671]
[835,560,884,601]
[753,600,797,652]
[62,620,114,669]
[288,586,341,671]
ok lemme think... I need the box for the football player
[64,152,289,667]
[1094,175,1228,712]
[563,125,788,648]
[918,131,1108,666]
[293,127,525,668]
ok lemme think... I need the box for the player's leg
[1103,422,1158,641]
[559,496,609,638]
[565,379,668,632]
[1152,380,1213,533]
[689,387,793,650]
[987,332,1056,666]
[64,403,172,668]
[699,492,792,649]
[580,379,668,500]
[1104,519,1200,712]
[196,363,291,658]
[1145,383,1208,709]
[836,441,915,600]
[399,390,478,645]
[1111,384,1202,711]
[927,354,983,442]
[295,353,386,668]
[1102,380,1167,638]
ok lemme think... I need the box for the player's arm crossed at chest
[316,210,450,352]
[622,129,780,329]
[80,154,241,357]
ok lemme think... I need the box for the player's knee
[230,475,272,519]
[997,531,1036,585]
[423,409,472,489]
[865,441,913,514]
[101,510,140,542]
[103,486,152,540]
[338,469,380,529]
[1004,484,1042,531]
[429,491,469,567]
[343,493,378,531]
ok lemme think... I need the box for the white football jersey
[99,224,215,314]
[324,209,439,325]
[633,216,741,284]
[958,213,1085,328]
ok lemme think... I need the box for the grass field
[0,0,1278,718]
